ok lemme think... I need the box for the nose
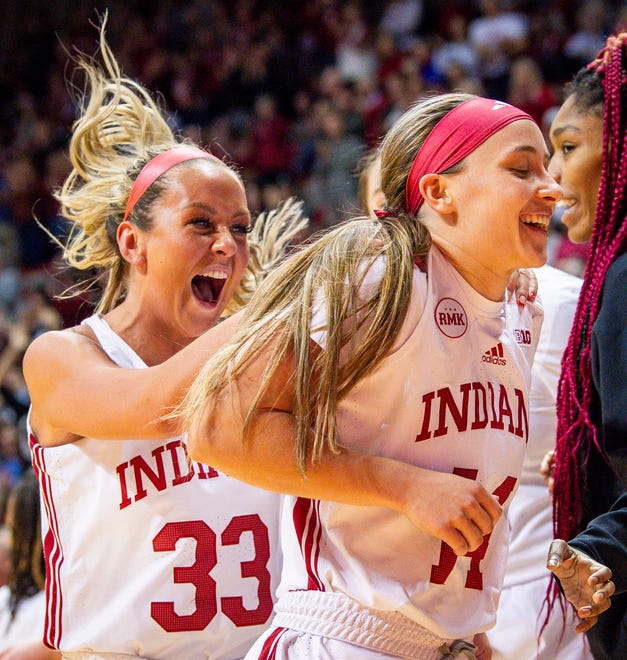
[538,170,563,203]
[547,154,561,183]
[211,226,236,257]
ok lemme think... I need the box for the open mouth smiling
[191,271,228,304]
[520,213,551,231]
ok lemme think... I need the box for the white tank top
[29,315,282,658]
[278,246,543,639]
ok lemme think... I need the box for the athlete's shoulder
[23,323,97,376]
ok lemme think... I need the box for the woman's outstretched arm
[186,338,502,556]
[23,313,241,447]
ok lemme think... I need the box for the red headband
[123,146,219,222]
[405,98,533,214]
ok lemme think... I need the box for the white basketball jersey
[0,586,46,651]
[503,265,582,585]
[278,246,543,640]
[488,266,589,659]
[29,315,282,659]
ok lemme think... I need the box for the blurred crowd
[0,0,625,525]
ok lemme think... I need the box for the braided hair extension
[553,33,627,545]
[541,33,627,641]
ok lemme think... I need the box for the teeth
[558,199,575,209]
[521,214,550,229]
[199,271,228,279]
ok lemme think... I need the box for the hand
[403,469,502,556]
[540,450,555,495]
[507,268,538,306]
[547,539,615,633]
[472,632,492,660]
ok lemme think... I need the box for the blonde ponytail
[181,93,474,471]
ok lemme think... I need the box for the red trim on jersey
[29,433,64,649]
[257,626,288,659]
[292,498,324,591]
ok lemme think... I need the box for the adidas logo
[481,342,507,366]
[491,101,510,111]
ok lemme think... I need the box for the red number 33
[151,514,273,632]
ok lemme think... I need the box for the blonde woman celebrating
[22,21,308,659]
[181,93,562,659]
[23,23,524,660]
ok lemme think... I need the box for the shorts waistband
[274,590,476,659]
[62,654,149,660]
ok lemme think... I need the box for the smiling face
[548,94,604,243]
[136,160,250,343]
[426,119,562,287]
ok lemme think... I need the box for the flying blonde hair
[55,16,307,315]
[180,93,475,472]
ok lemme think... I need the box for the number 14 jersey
[277,245,543,640]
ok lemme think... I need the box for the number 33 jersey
[28,314,282,659]
[279,245,543,640]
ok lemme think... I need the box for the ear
[419,173,456,215]
[116,220,147,271]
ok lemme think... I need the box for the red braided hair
[540,32,627,644]
[553,32,627,544]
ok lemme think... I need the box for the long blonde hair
[56,16,178,313]
[181,93,475,472]
[56,17,305,315]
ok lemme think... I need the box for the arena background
[0,0,624,509]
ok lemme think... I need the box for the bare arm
[187,340,503,556]
[0,642,61,660]
[23,314,241,447]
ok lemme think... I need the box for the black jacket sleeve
[590,252,627,490]
[580,254,627,659]
[569,491,627,595]
[568,490,627,660]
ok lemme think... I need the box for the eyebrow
[510,145,541,154]
[184,202,215,212]
[184,202,250,217]
[550,124,581,139]
[508,144,551,164]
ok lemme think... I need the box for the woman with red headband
[178,92,562,659]
[18,23,310,659]
[20,23,531,660]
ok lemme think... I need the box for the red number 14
[430,468,517,590]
